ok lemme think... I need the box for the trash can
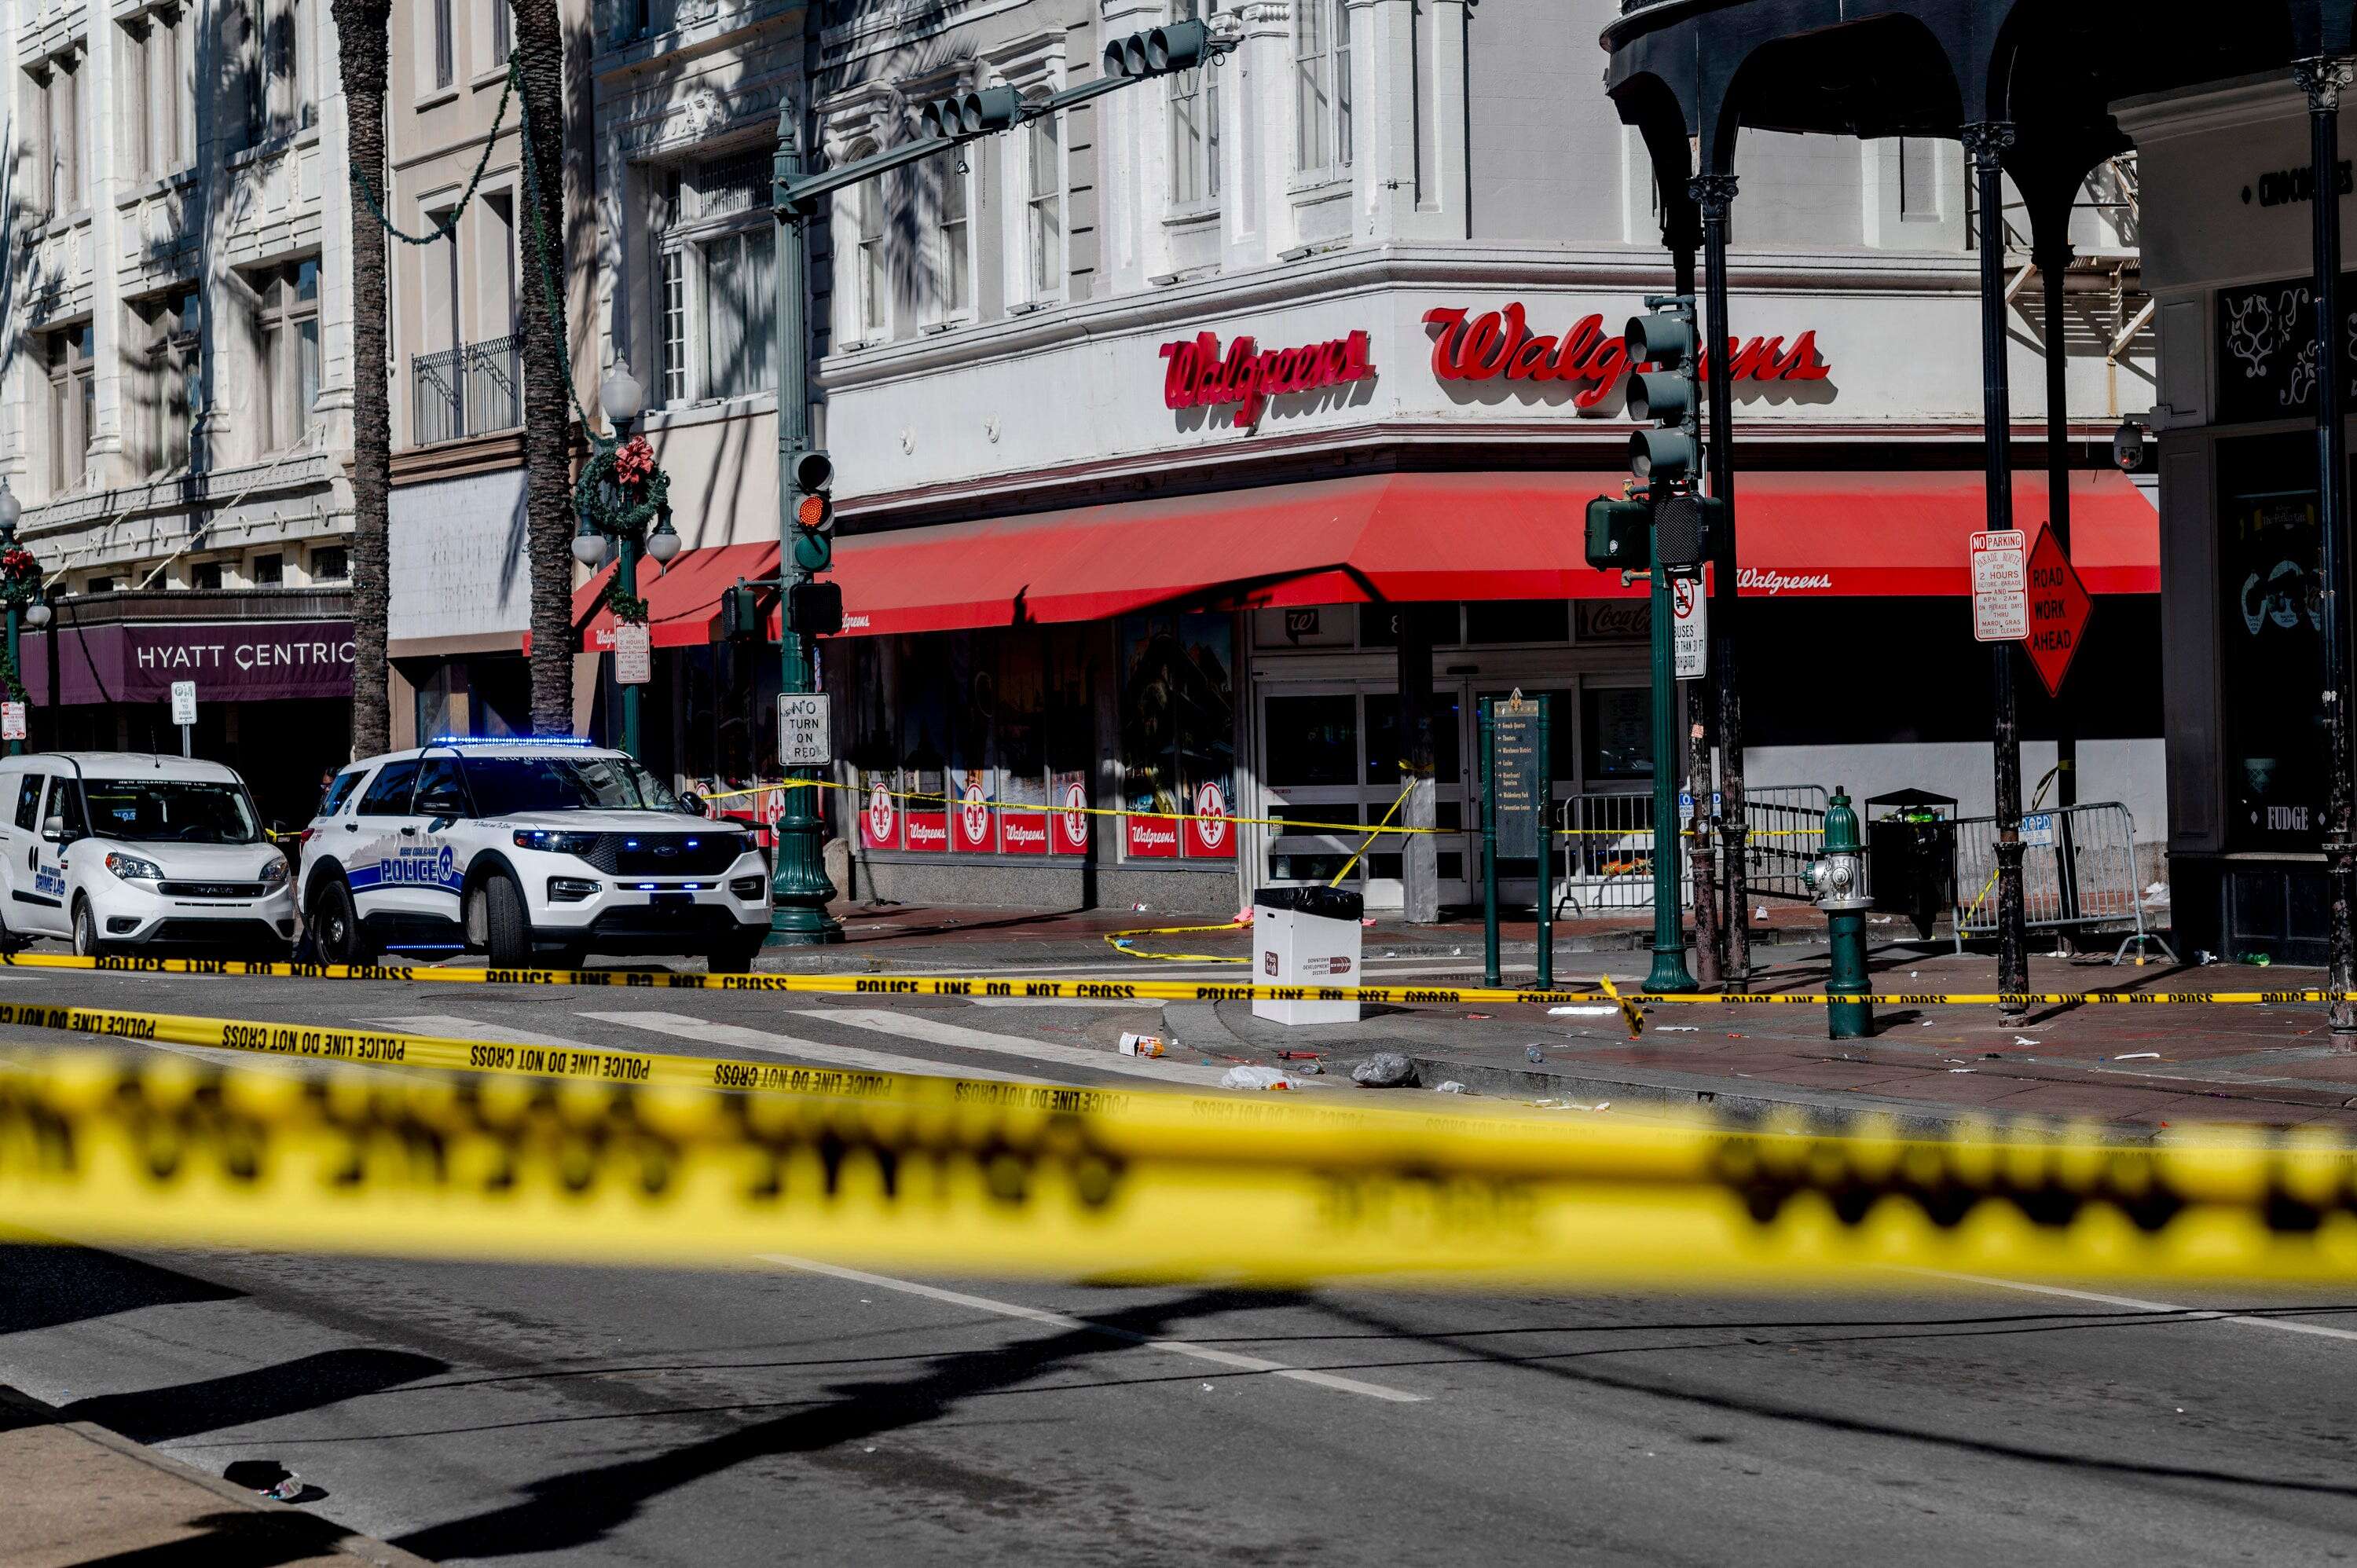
[1864,789,1958,940]
[1252,885,1365,1025]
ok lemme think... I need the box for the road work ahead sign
[2023,526,2091,698]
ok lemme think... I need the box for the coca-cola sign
[1423,303,1830,406]
[1161,329,1374,427]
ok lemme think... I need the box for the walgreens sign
[1423,303,1830,406]
[1160,329,1375,427]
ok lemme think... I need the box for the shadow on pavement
[391,1289,1234,1561]
[61,1348,451,1446]
[62,1508,372,1568]
[0,1243,244,1336]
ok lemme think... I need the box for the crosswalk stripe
[575,1010,1050,1083]
[800,1008,1290,1089]
[362,1014,599,1050]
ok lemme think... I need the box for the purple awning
[23,620,357,705]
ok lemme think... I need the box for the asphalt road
[5,963,2357,1565]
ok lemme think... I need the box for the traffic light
[790,448,833,573]
[1652,493,1723,574]
[1585,496,1648,572]
[720,580,764,640]
[1102,17,1212,79]
[1624,300,1699,488]
[788,581,844,638]
[918,86,1021,141]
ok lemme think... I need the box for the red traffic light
[795,493,830,529]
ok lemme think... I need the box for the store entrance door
[1254,682,1472,910]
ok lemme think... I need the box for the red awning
[543,540,781,653]
[824,468,2158,638]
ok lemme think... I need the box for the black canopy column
[1963,120,2030,1009]
[2295,56,2357,1038]
[1691,170,1748,988]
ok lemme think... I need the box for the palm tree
[512,0,574,736]
[332,0,392,757]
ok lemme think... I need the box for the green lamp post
[1809,786,1874,1039]
[570,361,680,760]
[0,480,51,757]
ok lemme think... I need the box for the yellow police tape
[2,1050,2355,1284]
[0,948,2340,1009]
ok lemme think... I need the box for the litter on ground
[1219,1065,1296,1091]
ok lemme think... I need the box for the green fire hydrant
[1808,786,1874,1040]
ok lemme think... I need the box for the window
[1118,613,1234,836]
[432,0,455,90]
[191,560,224,590]
[854,146,887,339]
[46,324,94,496]
[86,575,115,595]
[1294,0,1351,177]
[928,149,972,320]
[37,60,82,218]
[253,552,284,586]
[651,156,779,404]
[356,760,421,817]
[133,287,200,477]
[1025,94,1062,299]
[122,12,191,181]
[481,192,518,337]
[491,0,511,65]
[310,545,347,581]
[1168,0,1219,205]
[412,757,471,817]
[700,224,775,398]
[13,777,42,833]
[321,768,365,817]
[252,258,321,452]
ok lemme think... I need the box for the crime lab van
[0,753,295,957]
[297,738,773,973]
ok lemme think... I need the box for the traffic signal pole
[768,104,840,945]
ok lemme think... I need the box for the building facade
[0,0,359,825]
[577,0,2157,918]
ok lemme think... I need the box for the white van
[0,753,295,958]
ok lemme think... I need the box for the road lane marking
[758,1253,1427,1403]
[576,1010,1050,1083]
[802,1009,1274,1088]
[1901,1269,2357,1343]
[363,1015,599,1050]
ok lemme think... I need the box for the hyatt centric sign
[22,619,357,705]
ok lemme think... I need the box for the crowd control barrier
[1952,801,2175,963]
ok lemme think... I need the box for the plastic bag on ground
[1351,1052,1419,1088]
[1220,1064,1297,1090]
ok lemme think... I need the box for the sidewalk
[1162,946,2357,1139]
[0,1385,430,1568]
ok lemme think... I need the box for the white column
[86,39,126,482]
[1098,0,1161,294]
[1356,0,1413,244]
[1424,0,1469,238]
[0,4,27,492]
[1226,0,1291,269]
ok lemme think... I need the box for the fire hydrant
[1807,786,1873,1039]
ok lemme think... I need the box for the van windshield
[82,779,262,844]
[460,755,680,816]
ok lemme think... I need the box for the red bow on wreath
[614,435,654,489]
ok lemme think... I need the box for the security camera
[2113,418,2148,473]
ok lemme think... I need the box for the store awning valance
[822,468,2159,637]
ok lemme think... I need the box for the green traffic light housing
[720,581,765,640]
[1625,368,1692,424]
[1624,311,1695,367]
[791,449,834,533]
[1104,18,1212,78]
[789,581,845,637]
[1629,427,1696,482]
[919,86,1021,140]
[1585,496,1650,572]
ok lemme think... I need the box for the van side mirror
[679,791,707,817]
[41,817,75,844]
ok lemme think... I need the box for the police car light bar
[428,735,599,747]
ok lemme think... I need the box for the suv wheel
[478,873,534,969]
[71,897,108,959]
[310,876,374,965]
[706,933,764,975]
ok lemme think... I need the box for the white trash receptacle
[1252,885,1363,1025]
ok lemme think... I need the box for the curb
[0,1385,434,1568]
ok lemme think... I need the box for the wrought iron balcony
[410,335,522,446]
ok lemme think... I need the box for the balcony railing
[411,335,522,445]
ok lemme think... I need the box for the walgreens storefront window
[1116,613,1237,862]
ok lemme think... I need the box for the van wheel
[478,874,533,969]
[71,898,108,959]
[310,877,373,965]
[706,934,764,975]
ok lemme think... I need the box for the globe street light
[592,359,655,758]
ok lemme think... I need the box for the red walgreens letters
[1160,330,1374,427]
[1423,303,1829,407]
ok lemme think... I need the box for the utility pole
[761,21,1233,944]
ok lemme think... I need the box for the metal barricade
[1950,800,2176,962]
[1744,784,1829,903]
[1556,791,1679,915]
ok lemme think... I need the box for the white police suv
[0,752,295,958]
[298,738,772,972]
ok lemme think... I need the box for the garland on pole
[0,547,44,704]
[580,436,669,627]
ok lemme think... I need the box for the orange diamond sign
[2023,526,2091,698]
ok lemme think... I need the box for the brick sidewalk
[0,1386,430,1568]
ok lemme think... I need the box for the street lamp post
[569,362,679,760]
[0,479,50,758]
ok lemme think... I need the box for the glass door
[1256,681,1471,908]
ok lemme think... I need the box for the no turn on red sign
[2023,526,2091,698]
